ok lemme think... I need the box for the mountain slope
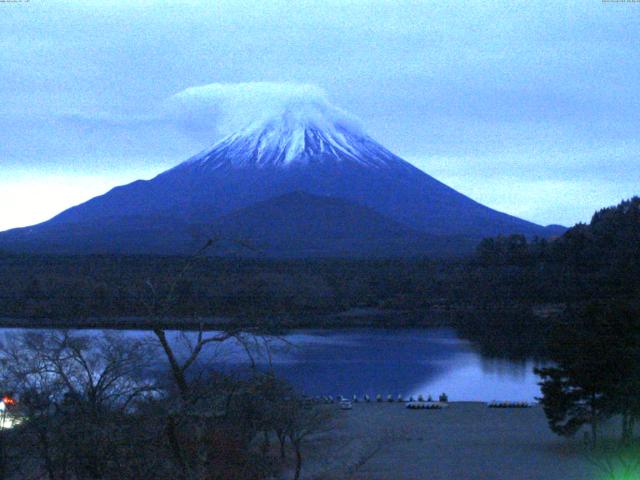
[0,100,562,256]
[209,192,478,257]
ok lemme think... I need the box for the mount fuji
[0,99,563,257]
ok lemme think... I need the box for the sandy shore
[302,402,607,480]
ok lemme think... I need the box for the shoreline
[0,308,454,331]
[305,401,603,479]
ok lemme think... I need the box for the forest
[0,198,637,364]
[1,197,637,326]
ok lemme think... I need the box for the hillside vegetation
[0,198,637,326]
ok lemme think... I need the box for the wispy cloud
[163,82,363,140]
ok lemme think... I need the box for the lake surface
[0,328,543,402]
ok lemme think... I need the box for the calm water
[0,328,543,402]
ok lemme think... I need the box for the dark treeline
[0,255,465,321]
[0,198,638,363]
[462,198,640,450]
[456,197,640,360]
[474,196,640,304]
[518,198,640,447]
[2,198,638,322]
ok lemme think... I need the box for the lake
[0,327,543,402]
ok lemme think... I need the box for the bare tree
[139,240,291,480]
[282,400,335,480]
[0,241,331,480]
[0,330,158,480]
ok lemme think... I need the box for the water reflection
[415,354,542,401]
[0,328,544,401]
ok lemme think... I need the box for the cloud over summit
[165,82,363,140]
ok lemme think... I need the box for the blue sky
[1,0,639,230]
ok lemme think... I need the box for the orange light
[1,396,15,406]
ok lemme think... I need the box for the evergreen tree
[536,302,640,444]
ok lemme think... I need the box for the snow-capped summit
[182,97,400,169]
[0,94,564,257]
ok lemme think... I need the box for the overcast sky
[1,0,639,231]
